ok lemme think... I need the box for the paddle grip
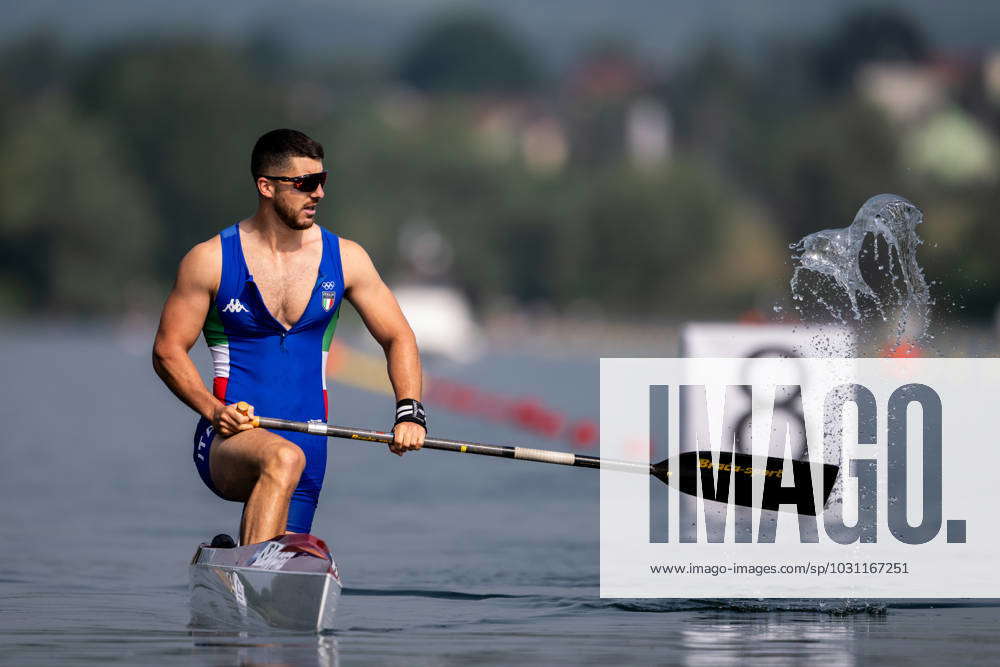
[234,401,260,428]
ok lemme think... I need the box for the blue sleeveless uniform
[192,222,344,534]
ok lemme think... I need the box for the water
[3,323,1000,665]
[790,194,932,343]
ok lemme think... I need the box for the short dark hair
[251,129,324,177]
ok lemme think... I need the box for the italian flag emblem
[322,291,336,311]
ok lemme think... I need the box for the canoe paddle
[237,402,839,515]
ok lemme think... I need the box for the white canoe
[189,533,342,632]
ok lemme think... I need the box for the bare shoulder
[338,236,368,262]
[177,235,222,292]
[338,236,379,289]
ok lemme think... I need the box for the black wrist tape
[394,398,427,429]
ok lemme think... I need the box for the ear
[256,176,274,199]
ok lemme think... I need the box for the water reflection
[681,611,886,666]
[188,630,338,667]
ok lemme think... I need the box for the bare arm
[152,238,251,435]
[341,238,424,453]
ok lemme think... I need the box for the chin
[282,217,315,231]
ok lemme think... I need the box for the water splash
[789,194,931,341]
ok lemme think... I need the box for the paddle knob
[235,401,259,427]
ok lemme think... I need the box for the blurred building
[983,51,1000,107]
[393,285,483,363]
[626,97,672,168]
[856,62,947,125]
[393,220,483,363]
[566,49,646,100]
[858,59,998,184]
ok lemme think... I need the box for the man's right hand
[212,402,255,437]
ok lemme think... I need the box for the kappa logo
[222,299,249,314]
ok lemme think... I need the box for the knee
[262,443,306,486]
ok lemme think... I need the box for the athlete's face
[265,156,326,231]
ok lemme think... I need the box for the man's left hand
[390,421,426,456]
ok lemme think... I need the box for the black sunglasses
[259,171,328,192]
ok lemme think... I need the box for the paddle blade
[650,451,840,516]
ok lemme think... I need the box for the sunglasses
[259,171,328,192]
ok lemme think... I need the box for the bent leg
[209,428,306,545]
[284,433,327,534]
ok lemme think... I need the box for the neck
[244,204,309,252]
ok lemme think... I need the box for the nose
[312,183,325,200]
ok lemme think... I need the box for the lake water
[2,323,999,665]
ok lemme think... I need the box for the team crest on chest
[321,290,336,311]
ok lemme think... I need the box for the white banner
[600,358,999,597]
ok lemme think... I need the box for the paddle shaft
[251,415,653,476]
[244,406,841,515]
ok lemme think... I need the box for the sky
[2,0,998,68]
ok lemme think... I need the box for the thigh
[209,428,300,502]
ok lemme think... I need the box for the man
[153,129,426,545]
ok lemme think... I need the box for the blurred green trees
[398,12,538,93]
[0,94,160,313]
[0,9,997,320]
[812,8,929,91]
